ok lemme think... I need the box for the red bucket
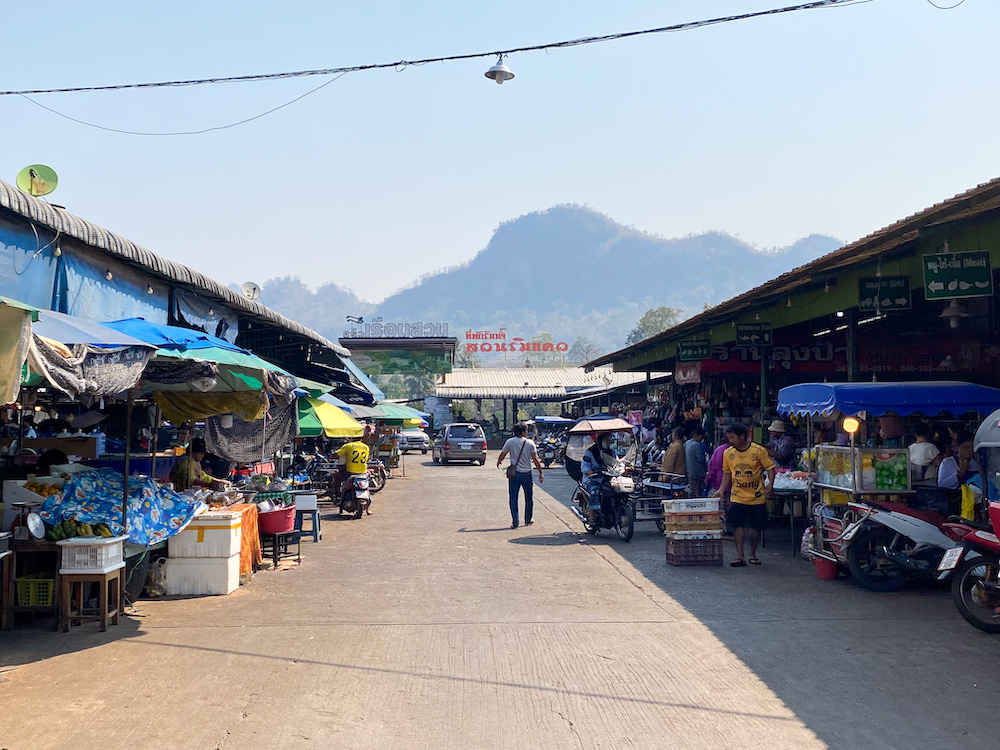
[258,506,295,535]
[814,557,839,580]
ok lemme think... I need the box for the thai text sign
[462,328,568,354]
[677,340,711,361]
[858,276,911,312]
[342,319,449,338]
[735,322,772,346]
[922,251,993,300]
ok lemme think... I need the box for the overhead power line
[0,0,870,98]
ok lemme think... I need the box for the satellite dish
[16,165,59,197]
[240,282,261,301]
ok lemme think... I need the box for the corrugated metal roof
[587,176,1000,370]
[0,178,349,357]
[436,367,668,399]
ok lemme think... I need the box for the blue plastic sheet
[39,468,205,545]
[777,381,1000,418]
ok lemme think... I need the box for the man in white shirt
[938,431,979,489]
[497,423,544,529]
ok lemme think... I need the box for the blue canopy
[342,357,386,403]
[103,318,249,354]
[532,416,574,424]
[777,381,1000,418]
[34,309,153,349]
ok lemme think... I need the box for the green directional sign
[736,322,772,346]
[677,340,711,361]
[858,276,911,312]
[922,251,993,300]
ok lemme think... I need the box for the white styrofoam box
[48,463,93,477]
[166,555,239,596]
[168,511,242,559]
[58,535,127,575]
[3,479,65,529]
[664,529,723,540]
[293,493,318,511]
[661,498,720,513]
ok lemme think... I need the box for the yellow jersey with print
[723,442,774,506]
[337,441,370,474]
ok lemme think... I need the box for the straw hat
[767,419,786,433]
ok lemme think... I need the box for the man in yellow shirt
[714,422,775,567]
[334,438,371,512]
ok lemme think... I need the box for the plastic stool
[294,509,322,542]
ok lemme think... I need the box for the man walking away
[497,423,544,528]
[684,427,708,498]
[714,423,775,567]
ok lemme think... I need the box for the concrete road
[2,456,1000,749]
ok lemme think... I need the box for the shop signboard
[858,276,911,312]
[735,322,772,347]
[677,340,711,361]
[922,251,993,300]
[350,349,453,375]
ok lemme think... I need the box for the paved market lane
[2,456,1000,749]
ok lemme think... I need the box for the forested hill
[249,205,841,359]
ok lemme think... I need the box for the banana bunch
[44,518,114,541]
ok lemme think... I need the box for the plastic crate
[665,529,723,540]
[17,572,56,607]
[662,498,720,514]
[663,511,720,531]
[665,537,724,567]
[57,536,126,575]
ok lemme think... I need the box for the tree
[456,349,481,369]
[568,337,600,366]
[625,306,682,346]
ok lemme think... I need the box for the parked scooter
[841,495,959,592]
[938,503,1000,633]
[538,436,558,468]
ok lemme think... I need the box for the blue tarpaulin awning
[777,381,1000,418]
[104,318,248,354]
[343,357,386,403]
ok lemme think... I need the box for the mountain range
[244,205,842,362]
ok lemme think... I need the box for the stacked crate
[662,498,723,566]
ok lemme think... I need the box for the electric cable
[925,0,965,7]
[16,72,350,137]
[0,0,870,98]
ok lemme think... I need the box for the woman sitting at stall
[170,437,227,492]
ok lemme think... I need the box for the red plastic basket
[258,506,295,534]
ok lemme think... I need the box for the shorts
[726,502,768,530]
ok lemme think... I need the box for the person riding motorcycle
[581,433,616,518]
[333,438,371,511]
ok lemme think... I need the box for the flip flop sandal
[730,559,747,567]
[748,558,762,565]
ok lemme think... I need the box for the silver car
[400,428,430,454]
[432,423,487,465]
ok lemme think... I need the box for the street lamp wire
[0,0,870,98]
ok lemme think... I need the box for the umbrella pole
[122,389,134,533]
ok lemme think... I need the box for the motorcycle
[938,503,1000,633]
[566,453,635,541]
[330,472,371,519]
[539,436,558,468]
[367,459,388,493]
[840,494,958,592]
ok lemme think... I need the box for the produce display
[23,481,63,498]
[45,518,114,541]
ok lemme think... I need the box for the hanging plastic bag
[145,557,168,597]
[961,484,978,521]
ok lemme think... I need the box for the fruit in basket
[24,481,62,498]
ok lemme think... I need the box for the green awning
[298,397,364,438]
[0,296,40,322]
[147,346,289,393]
[373,402,425,426]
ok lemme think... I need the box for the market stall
[777,381,1000,565]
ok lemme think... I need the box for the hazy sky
[2,0,996,303]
